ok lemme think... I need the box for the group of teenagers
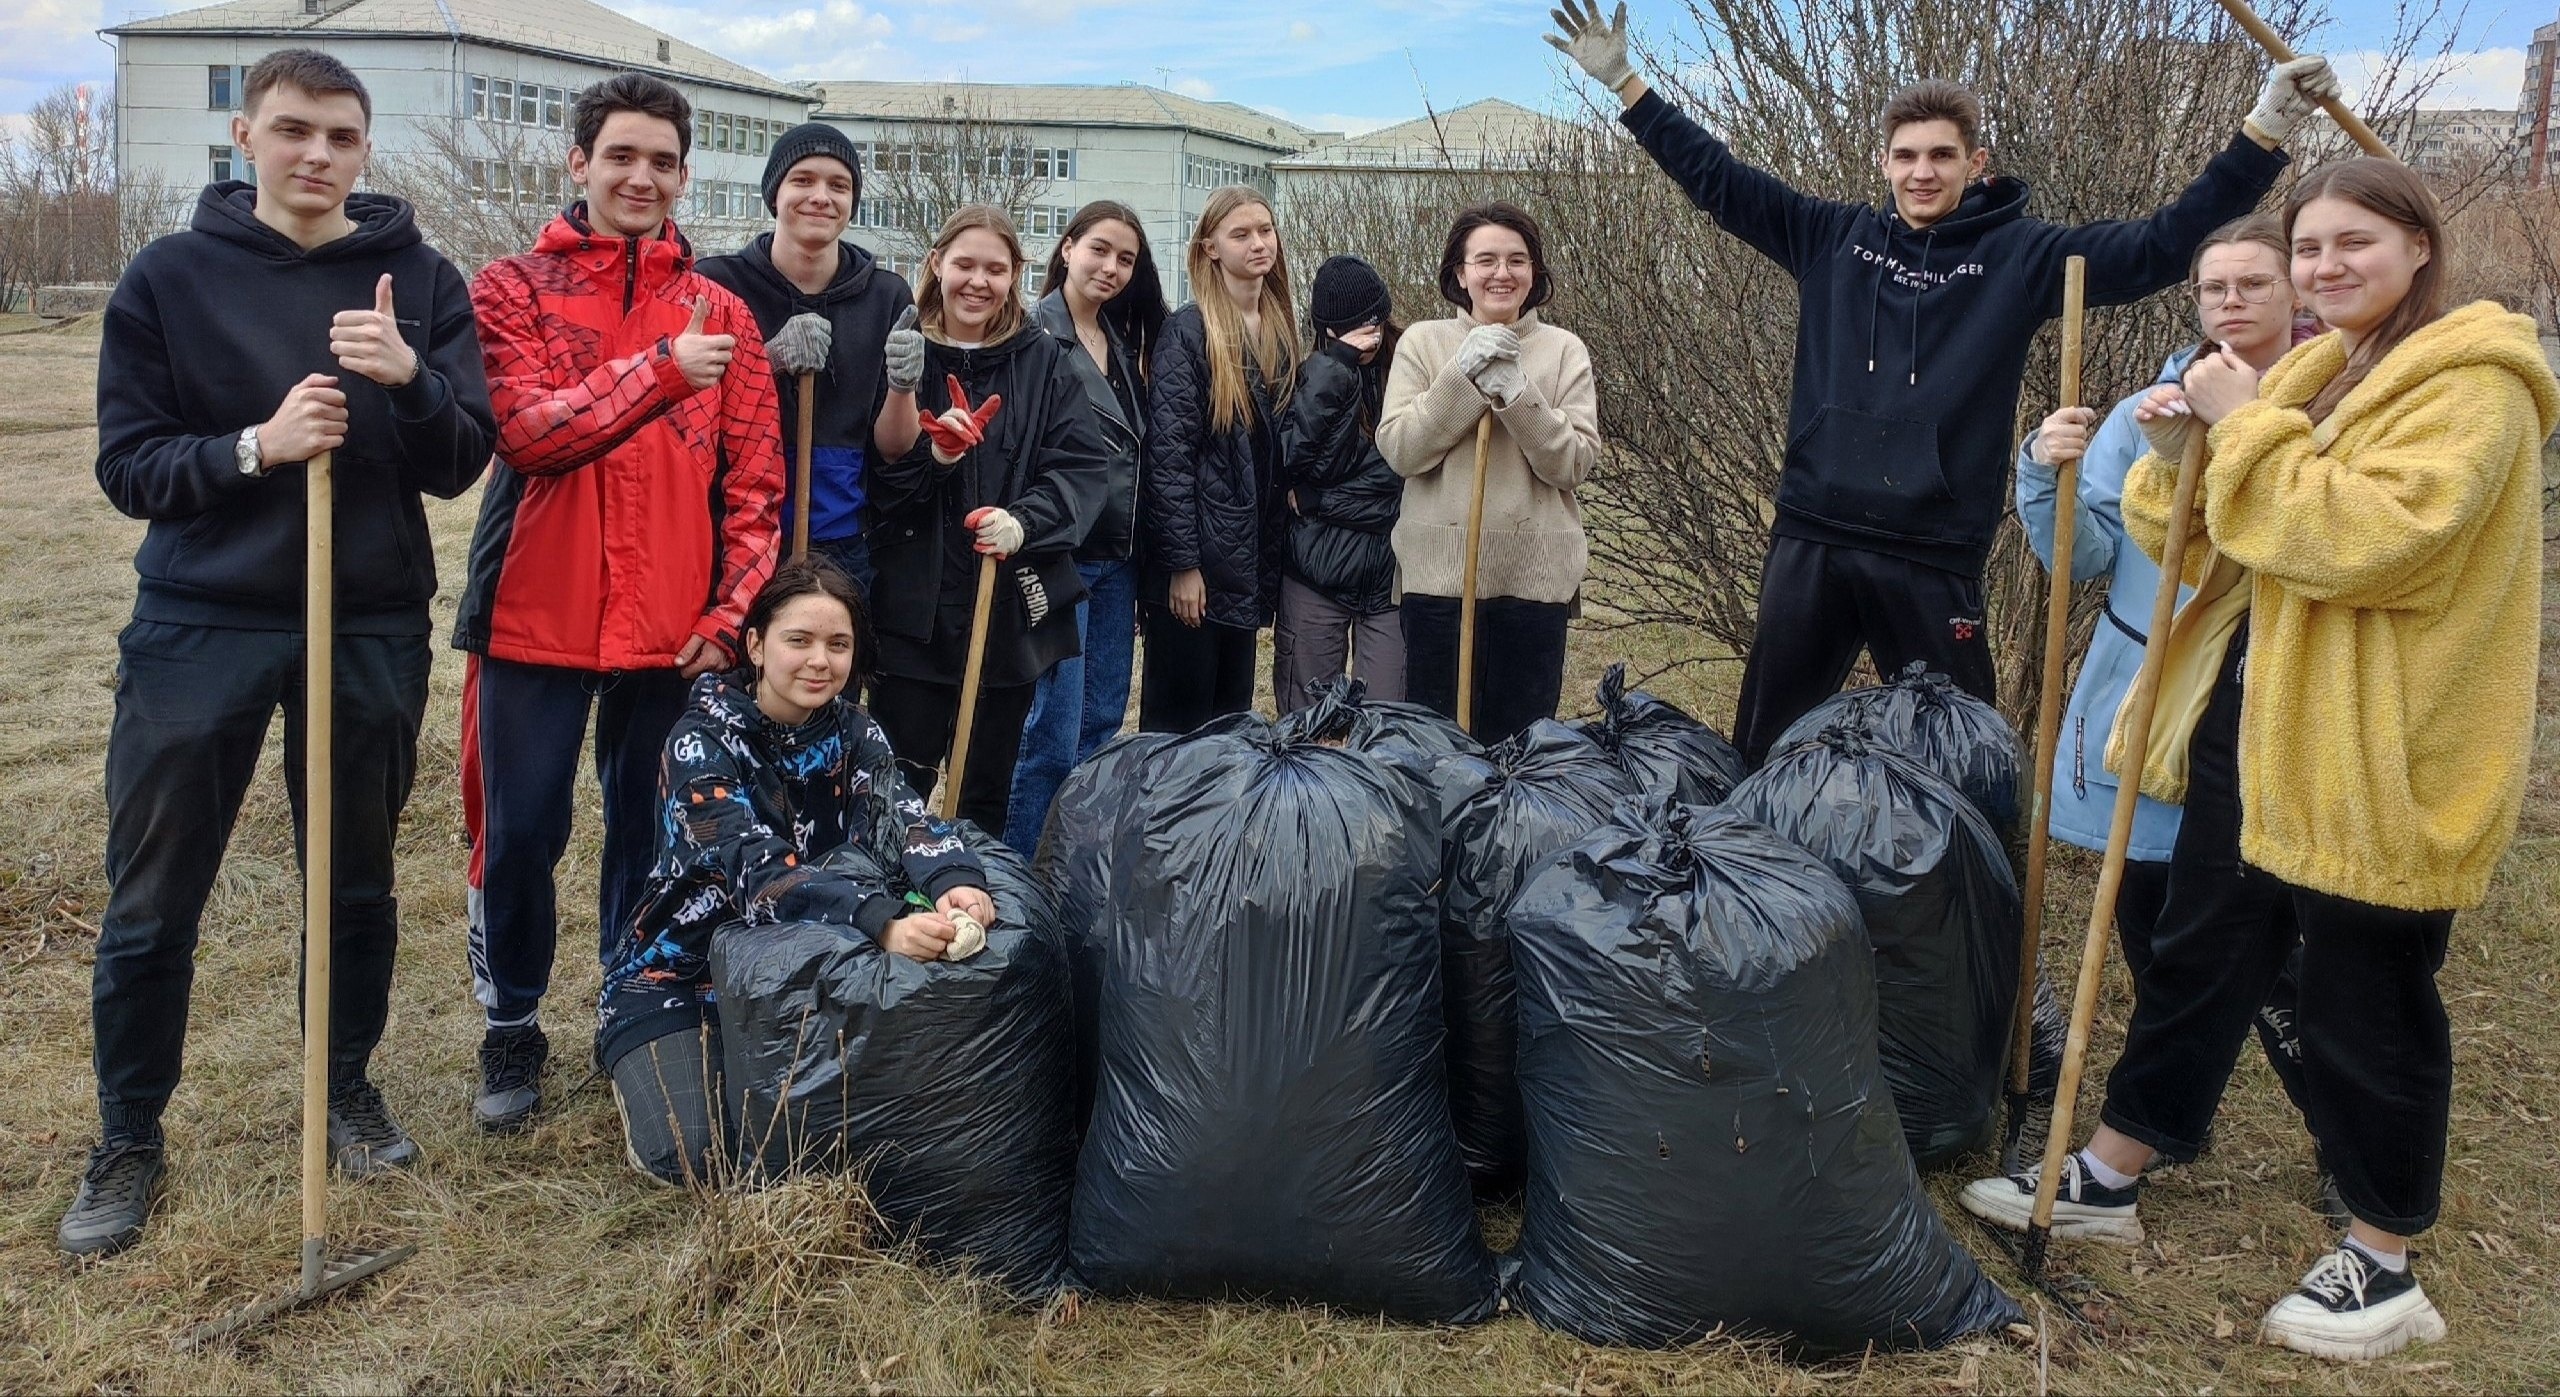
[57,1,2557,1366]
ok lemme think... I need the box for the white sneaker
[1957,1153,2146,1243]
[2260,1245,2447,1362]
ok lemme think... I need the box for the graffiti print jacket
[597,667,983,1065]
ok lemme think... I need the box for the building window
[544,86,565,129]
[752,119,768,157]
[696,109,712,151]
[209,145,236,182]
[517,83,539,125]
[467,74,487,120]
[207,65,238,110]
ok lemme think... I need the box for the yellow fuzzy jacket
[2120,301,2560,911]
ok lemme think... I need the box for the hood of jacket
[2261,301,2560,438]
[192,181,422,262]
[729,232,882,307]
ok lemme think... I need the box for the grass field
[3,315,2556,1394]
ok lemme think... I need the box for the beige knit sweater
[1377,310,1601,603]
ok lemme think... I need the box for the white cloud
[1288,20,1318,42]
[1173,76,1217,99]
[2332,46,2528,110]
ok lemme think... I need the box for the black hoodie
[698,234,912,543]
[1621,92,2285,574]
[95,182,497,634]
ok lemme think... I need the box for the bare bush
[1287,0,2467,729]
[365,122,572,274]
[0,82,188,310]
[852,93,1058,274]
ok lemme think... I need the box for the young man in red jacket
[456,72,781,1132]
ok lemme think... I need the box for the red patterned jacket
[454,208,781,671]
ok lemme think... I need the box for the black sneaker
[2260,1244,2445,1361]
[1958,1151,2145,1243]
[57,1140,167,1258]
[328,1077,422,1176]
[474,1024,548,1135]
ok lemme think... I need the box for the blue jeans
[1004,558,1136,851]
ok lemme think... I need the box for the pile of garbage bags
[713,827,1076,1295]
[1576,663,1747,805]
[1506,798,2025,1353]
[1778,660,2022,827]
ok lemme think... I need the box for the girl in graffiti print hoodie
[598,560,988,1183]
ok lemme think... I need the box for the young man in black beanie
[699,121,917,592]
[71,48,497,1257]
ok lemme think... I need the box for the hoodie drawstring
[1909,230,1937,387]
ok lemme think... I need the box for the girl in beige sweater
[1376,203,1601,742]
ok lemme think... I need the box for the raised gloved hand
[921,374,1003,465]
[965,505,1024,559]
[1546,0,1636,91]
[883,304,925,393]
[1473,355,1530,407]
[2246,55,2342,146]
[1451,322,1520,385]
[767,311,832,377]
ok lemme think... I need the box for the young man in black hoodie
[699,122,917,591]
[1548,1,2338,766]
[69,49,496,1258]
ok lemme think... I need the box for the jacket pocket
[1776,405,1965,542]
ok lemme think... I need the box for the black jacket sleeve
[1142,310,1206,572]
[1282,342,1370,493]
[1619,88,1855,278]
[844,712,986,937]
[389,253,498,500]
[2057,131,2289,308]
[94,261,264,522]
[1004,341,1111,555]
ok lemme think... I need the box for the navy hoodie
[95,182,496,633]
[698,234,912,545]
[1621,92,2285,574]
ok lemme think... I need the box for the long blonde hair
[1186,187,1299,431]
[915,204,1028,345]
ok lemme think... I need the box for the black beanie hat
[1309,254,1392,334]
[763,122,862,214]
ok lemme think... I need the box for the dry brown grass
[3,319,2557,1394]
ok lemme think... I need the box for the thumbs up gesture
[671,294,736,392]
[329,273,420,388]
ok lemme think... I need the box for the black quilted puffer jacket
[1140,303,1284,630]
[1279,338,1401,616]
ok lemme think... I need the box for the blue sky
[4,0,2551,135]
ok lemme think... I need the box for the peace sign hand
[920,374,1004,465]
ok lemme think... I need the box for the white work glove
[2246,55,2341,146]
[944,907,986,961]
[965,505,1024,559]
[767,312,832,377]
[883,304,925,393]
[1473,355,1530,407]
[1451,322,1520,385]
[1546,0,1636,91]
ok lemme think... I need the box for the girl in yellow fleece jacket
[1963,158,2560,1363]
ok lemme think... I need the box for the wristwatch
[235,425,264,477]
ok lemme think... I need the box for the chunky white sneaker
[2260,1245,2447,1362]
[1958,1153,2146,1243]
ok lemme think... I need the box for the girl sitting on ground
[597,557,995,1186]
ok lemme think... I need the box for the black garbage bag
[1031,731,1174,1137]
[1435,720,1641,1193]
[1727,728,2023,1166]
[1773,661,2021,827]
[1575,663,1746,805]
[714,828,1076,1295]
[1068,718,1499,1323]
[1507,798,2024,1354]
[1277,675,1482,773]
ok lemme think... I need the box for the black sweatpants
[464,655,688,1029]
[870,672,1037,835]
[1137,605,1258,734]
[2100,628,2455,1234]
[94,621,428,1141]
[1731,536,1998,768]
[1400,593,1570,747]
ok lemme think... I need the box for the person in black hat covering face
[1273,254,1408,711]
[700,122,919,593]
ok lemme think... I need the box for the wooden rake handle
[1456,414,1495,735]
[792,371,816,560]
[301,448,335,1296]
[2213,0,2395,159]
[941,552,1000,822]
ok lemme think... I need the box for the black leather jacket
[1031,290,1142,562]
[1279,339,1401,615]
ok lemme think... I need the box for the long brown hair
[1044,199,1168,382]
[1186,186,1300,431]
[2284,158,2447,423]
[915,203,1028,345]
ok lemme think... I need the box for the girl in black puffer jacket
[1138,186,1302,732]
[1274,255,1406,713]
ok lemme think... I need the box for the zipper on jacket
[623,238,639,316]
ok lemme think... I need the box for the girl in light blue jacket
[2015,213,2335,1217]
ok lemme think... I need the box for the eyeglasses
[1465,253,1534,272]
[2189,274,2283,305]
